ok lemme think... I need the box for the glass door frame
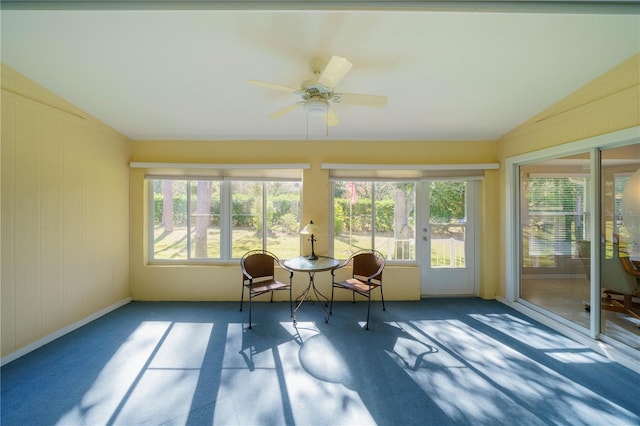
[505,126,640,342]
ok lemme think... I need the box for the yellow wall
[3,51,636,359]
[1,65,131,358]
[495,53,640,298]
[129,139,499,301]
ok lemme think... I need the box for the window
[151,178,300,262]
[428,180,467,268]
[521,173,590,268]
[230,181,301,259]
[332,180,415,261]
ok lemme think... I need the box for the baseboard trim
[497,296,640,374]
[1,297,132,367]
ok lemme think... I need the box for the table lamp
[300,220,320,260]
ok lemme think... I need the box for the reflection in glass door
[600,144,640,350]
[518,143,640,353]
[519,156,591,329]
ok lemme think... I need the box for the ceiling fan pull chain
[326,109,329,137]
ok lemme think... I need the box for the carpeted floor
[1,298,639,425]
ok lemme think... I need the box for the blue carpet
[2,298,639,425]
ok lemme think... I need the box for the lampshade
[300,221,320,235]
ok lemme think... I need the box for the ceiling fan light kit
[303,98,328,117]
[248,55,387,128]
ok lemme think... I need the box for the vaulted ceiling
[1,1,639,141]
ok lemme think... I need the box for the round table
[283,256,341,324]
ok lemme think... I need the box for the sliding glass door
[519,155,591,329]
[599,144,640,349]
[516,139,640,353]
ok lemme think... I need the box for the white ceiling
[1,3,639,141]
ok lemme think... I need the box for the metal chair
[240,249,293,329]
[330,249,386,330]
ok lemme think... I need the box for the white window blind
[524,175,590,258]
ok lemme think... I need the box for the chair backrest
[576,240,639,295]
[602,256,639,295]
[576,240,591,280]
[241,250,276,281]
[352,250,385,282]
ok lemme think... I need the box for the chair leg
[380,284,386,311]
[240,286,245,312]
[365,292,371,330]
[623,295,640,321]
[248,293,252,329]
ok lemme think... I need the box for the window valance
[130,162,310,180]
[322,163,499,180]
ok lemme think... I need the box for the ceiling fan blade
[338,93,388,107]
[323,107,340,127]
[317,56,353,88]
[268,102,301,119]
[247,80,299,94]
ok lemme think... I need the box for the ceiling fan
[247,56,387,127]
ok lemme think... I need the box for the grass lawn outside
[153,225,464,265]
